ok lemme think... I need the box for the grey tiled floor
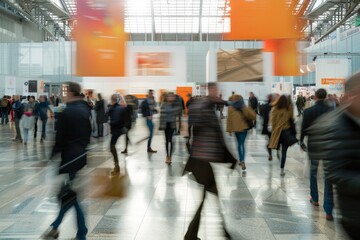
[0,117,350,240]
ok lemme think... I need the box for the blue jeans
[23,128,29,143]
[146,118,154,149]
[235,131,248,162]
[51,173,87,239]
[1,111,9,124]
[310,160,334,215]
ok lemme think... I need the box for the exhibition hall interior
[0,0,360,239]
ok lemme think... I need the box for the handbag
[280,128,298,147]
[57,181,77,207]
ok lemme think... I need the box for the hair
[232,94,243,101]
[66,81,81,97]
[274,95,289,110]
[110,94,118,103]
[232,91,235,95]
[97,93,102,100]
[148,89,154,94]
[315,88,327,100]
[345,72,360,92]
[207,82,217,89]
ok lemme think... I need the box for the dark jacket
[108,103,125,135]
[307,108,360,226]
[141,98,155,117]
[249,96,258,111]
[124,105,133,130]
[37,101,50,119]
[94,99,107,124]
[12,100,23,119]
[300,100,331,142]
[52,100,92,174]
[260,101,272,135]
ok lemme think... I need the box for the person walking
[159,92,179,165]
[248,92,259,114]
[184,82,235,240]
[140,89,157,153]
[1,96,10,125]
[37,95,52,142]
[227,94,256,170]
[12,95,23,142]
[308,72,360,239]
[42,82,91,240]
[21,96,36,145]
[108,94,126,175]
[121,95,134,154]
[300,88,334,221]
[269,95,295,176]
[296,95,305,116]
[94,93,107,137]
[260,94,278,161]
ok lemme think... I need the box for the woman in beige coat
[227,95,256,170]
[269,95,294,176]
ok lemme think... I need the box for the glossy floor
[0,117,350,240]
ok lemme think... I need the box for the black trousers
[110,133,121,165]
[165,123,175,157]
[342,220,360,240]
[97,123,103,137]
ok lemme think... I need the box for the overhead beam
[199,0,203,41]
[150,0,156,41]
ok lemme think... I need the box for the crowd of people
[2,76,359,240]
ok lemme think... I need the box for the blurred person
[21,96,36,145]
[140,89,157,153]
[325,94,337,110]
[248,92,259,114]
[227,94,256,170]
[216,94,225,119]
[37,95,52,142]
[1,96,10,125]
[159,92,179,164]
[304,96,311,109]
[296,95,305,116]
[175,94,185,135]
[121,95,133,154]
[9,95,14,122]
[108,94,126,175]
[94,93,106,138]
[300,88,334,220]
[12,95,23,142]
[42,82,91,240]
[228,91,235,101]
[307,72,360,239]
[269,95,295,177]
[260,94,279,161]
[185,93,195,150]
[33,97,40,139]
[183,82,235,240]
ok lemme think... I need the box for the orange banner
[321,78,346,85]
[75,0,126,76]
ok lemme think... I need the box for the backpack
[1,99,7,108]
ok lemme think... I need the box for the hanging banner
[5,76,16,95]
[23,80,29,96]
[75,0,126,76]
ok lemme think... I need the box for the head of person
[97,93,102,101]
[148,89,154,98]
[344,72,360,117]
[14,95,20,101]
[314,88,327,101]
[165,92,176,102]
[119,95,126,107]
[274,95,290,110]
[232,91,235,95]
[249,92,254,97]
[207,82,218,98]
[29,96,35,103]
[267,94,273,102]
[232,94,244,104]
[64,81,81,103]
[110,94,118,105]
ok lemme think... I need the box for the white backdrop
[316,58,351,96]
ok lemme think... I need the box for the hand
[300,142,307,152]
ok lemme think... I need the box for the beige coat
[269,107,293,149]
[227,106,256,132]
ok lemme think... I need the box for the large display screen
[136,52,172,76]
[217,49,263,82]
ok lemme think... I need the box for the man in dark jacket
[296,95,305,116]
[184,82,235,240]
[94,93,106,137]
[12,95,23,142]
[301,88,334,221]
[1,96,10,125]
[43,82,91,240]
[108,94,126,175]
[308,72,360,239]
[248,92,258,113]
[141,89,157,153]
